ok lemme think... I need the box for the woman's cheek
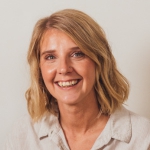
[41,64,57,81]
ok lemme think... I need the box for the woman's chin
[57,97,81,106]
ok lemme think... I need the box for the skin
[40,29,109,150]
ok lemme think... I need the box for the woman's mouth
[57,80,79,87]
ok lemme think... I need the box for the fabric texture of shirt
[4,106,150,150]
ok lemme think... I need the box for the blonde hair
[26,9,129,121]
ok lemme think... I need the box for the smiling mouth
[57,80,79,87]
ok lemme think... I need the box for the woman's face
[40,29,96,106]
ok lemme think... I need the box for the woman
[5,9,150,150]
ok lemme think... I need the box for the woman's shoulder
[129,110,150,123]
[8,114,32,137]
[120,106,150,131]
[129,109,150,135]
[4,114,32,150]
[114,105,150,128]
[121,106,150,140]
[4,113,58,150]
[109,106,150,149]
[10,112,58,136]
[110,106,150,140]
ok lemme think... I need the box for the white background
[0,0,150,148]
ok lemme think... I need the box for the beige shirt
[4,106,150,150]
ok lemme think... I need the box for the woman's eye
[72,52,85,58]
[45,55,55,60]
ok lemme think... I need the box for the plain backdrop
[0,0,150,148]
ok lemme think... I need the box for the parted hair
[26,9,129,121]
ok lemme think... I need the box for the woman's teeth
[58,80,78,87]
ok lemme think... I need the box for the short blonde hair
[26,9,129,121]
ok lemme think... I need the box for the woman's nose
[57,58,73,75]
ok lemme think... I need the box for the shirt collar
[110,106,132,143]
[34,112,60,140]
[36,106,132,148]
[36,112,70,149]
[92,106,132,149]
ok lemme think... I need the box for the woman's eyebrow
[40,50,55,56]
[40,47,80,56]
[70,46,80,51]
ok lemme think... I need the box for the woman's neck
[58,99,102,135]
